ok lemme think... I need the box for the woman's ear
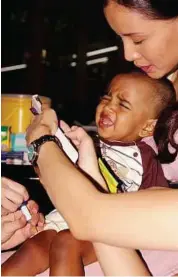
[139,119,157,138]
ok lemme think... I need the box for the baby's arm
[1,230,57,276]
[60,121,108,192]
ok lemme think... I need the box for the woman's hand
[26,108,58,145]
[1,178,45,250]
[1,177,29,216]
[1,200,45,250]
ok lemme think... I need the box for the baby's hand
[60,123,92,150]
[60,121,107,191]
[60,121,97,172]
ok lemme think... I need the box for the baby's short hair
[149,76,176,118]
[126,71,176,118]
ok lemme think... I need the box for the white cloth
[44,209,68,232]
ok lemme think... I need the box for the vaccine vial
[20,202,32,221]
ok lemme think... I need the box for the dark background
[1,0,135,228]
[2,0,134,125]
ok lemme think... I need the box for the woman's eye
[133,40,144,45]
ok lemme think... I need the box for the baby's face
[95,74,154,142]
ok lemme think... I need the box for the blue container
[11,133,27,152]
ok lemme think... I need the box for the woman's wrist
[37,141,60,166]
[26,125,51,146]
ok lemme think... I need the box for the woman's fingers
[1,211,27,244]
[2,210,20,223]
[41,109,58,134]
[1,196,19,213]
[1,207,9,216]
[1,177,29,213]
[1,177,29,212]
[3,187,24,206]
[2,177,29,201]
[26,109,58,144]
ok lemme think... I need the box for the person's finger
[41,104,49,112]
[29,225,38,237]
[26,114,42,135]
[41,109,58,134]
[30,212,40,226]
[27,200,39,214]
[60,120,71,133]
[73,140,80,147]
[36,225,44,233]
[22,223,38,239]
[37,213,45,227]
[2,214,27,235]
[2,222,37,250]
[31,114,42,124]
[1,196,19,213]
[1,207,9,216]
[2,210,24,223]
[65,130,81,141]
[4,187,24,205]
[2,177,29,201]
[71,125,78,131]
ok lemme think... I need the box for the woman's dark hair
[104,0,178,20]
[154,102,178,164]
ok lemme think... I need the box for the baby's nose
[104,101,117,113]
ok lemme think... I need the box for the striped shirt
[98,138,168,193]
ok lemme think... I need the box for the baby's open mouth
[99,114,114,128]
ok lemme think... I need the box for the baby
[2,72,178,276]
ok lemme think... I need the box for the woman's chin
[146,69,167,79]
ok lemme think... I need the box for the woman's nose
[123,40,141,62]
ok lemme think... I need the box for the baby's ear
[139,119,157,138]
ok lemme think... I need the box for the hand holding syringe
[31,95,79,164]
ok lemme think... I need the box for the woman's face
[104,1,178,78]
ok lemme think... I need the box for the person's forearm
[84,169,109,192]
[38,142,101,239]
[38,142,178,250]
[94,243,151,276]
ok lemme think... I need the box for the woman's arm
[37,141,178,250]
[62,123,151,275]
[26,109,178,250]
[94,243,151,276]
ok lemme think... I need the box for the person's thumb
[3,216,26,236]
[60,120,71,133]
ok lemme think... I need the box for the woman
[103,0,178,94]
[26,0,178,275]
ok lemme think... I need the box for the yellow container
[1,94,51,133]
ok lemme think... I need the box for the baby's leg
[49,229,97,276]
[2,230,57,276]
